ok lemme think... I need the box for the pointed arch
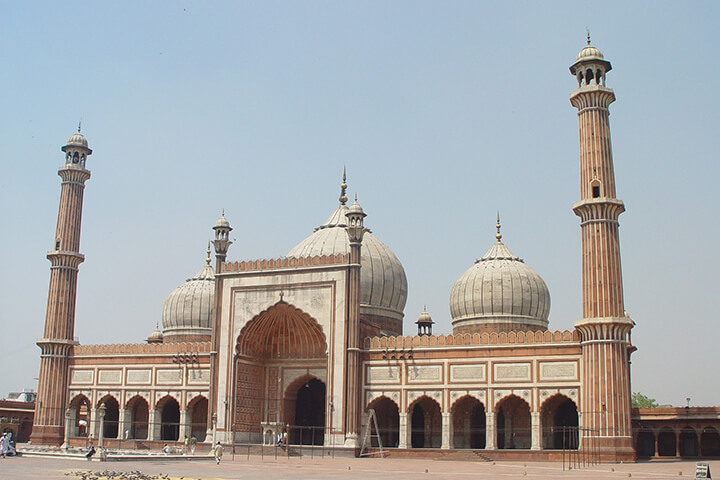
[451,395,486,449]
[187,394,208,442]
[495,394,531,449]
[540,393,578,449]
[125,395,149,440]
[367,395,399,448]
[236,300,327,359]
[284,375,325,445]
[156,395,181,441]
[69,394,91,438]
[408,395,441,448]
[97,394,120,439]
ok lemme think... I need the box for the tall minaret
[208,212,233,436]
[570,36,635,461]
[32,127,92,445]
[344,195,366,447]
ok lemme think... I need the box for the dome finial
[339,167,348,205]
[78,119,82,133]
[206,241,212,265]
[586,28,591,45]
[495,212,502,241]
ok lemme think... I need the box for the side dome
[287,178,407,336]
[161,260,215,342]
[449,221,550,335]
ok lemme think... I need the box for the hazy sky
[1,1,718,407]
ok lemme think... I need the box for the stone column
[89,407,99,441]
[98,403,106,448]
[61,408,72,450]
[441,412,451,449]
[178,410,189,445]
[118,408,130,441]
[398,412,409,449]
[148,409,160,441]
[485,412,496,450]
[531,412,541,450]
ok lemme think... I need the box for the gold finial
[586,28,591,45]
[339,167,348,205]
[78,119,82,133]
[206,241,212,265]
[495,212,502,241]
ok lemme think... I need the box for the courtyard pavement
[1,454,717,480]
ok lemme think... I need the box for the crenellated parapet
[221,253,347,273]
[363,329,578,350]
[73,341,211,356]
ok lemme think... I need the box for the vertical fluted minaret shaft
[344,197,366,447]
[33,129,92,445]
[570,39,635,461]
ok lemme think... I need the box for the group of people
[1,432,17,458]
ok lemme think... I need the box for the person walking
[189,435,197,454]
[213,441,223,464]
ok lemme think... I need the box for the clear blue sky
[1,1,718,407]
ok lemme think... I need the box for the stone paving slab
[1,454,717,480]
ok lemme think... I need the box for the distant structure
[34,40,719,462]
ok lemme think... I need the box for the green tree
[631,392,659,408]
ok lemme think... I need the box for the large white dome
[449,232,550,335]
[287,202,408,326]
[161,261,215,341]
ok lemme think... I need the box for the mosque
[31,40,638,461]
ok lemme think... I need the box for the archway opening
[69,395,90,438]
[367,396,399,447]
[100,396,119,439]
[657,429,677,456]
[701,427,720,457]
[496,395,531,449]
[540,394,578,449]
[679,427,698,457]
[636,430,656,458]
[410,396,441,448]
[127,396,148,440]
[158,397,180,441]
[290,378,325,445]
[451,396,485,449]
[234,300,328,439]
[189,396,208,442]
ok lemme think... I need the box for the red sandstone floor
[1,455,716,479]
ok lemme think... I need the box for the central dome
[449,221,550,335]
[161,256,215,342]
[287,178,407,335]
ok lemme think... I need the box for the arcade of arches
[66,393,208,443]
[364,394,579,450]
[234,300,328,444]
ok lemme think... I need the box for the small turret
[416,306,434,336]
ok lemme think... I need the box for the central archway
[234,300,328,441]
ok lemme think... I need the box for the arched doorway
[126,396,148,440]
[679,427,698,457]
[410,396,441,448]
[657,428,676,456]
[69,394,90,438]
[188,396,208,442]
[158,396,180,441]
[367,396,399,447]
[235,300,328,442]
[451,396,485,449]
[99,396,119,439]
[496,395,531,449]
[540,394,578,449]
[701,427,720,457]
[636,430,656,458]
[288,378,325,445]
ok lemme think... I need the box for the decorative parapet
[363,329,579,350]
[73,341,211,356]
[221,254,347,273]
